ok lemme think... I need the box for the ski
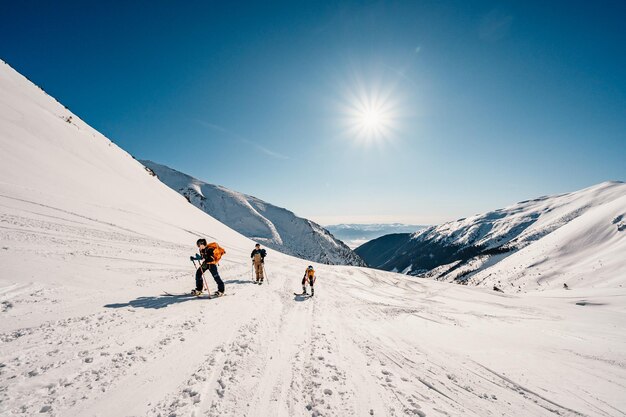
[161,292,232,299]
[209,293,232,299]
[294,292,310,297]
[161,292,210,298]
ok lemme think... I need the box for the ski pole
[192,259,210,292]
[251,261,255,282]
[263,264,269,285]
[200,265,209,292]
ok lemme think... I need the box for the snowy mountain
[2,59,625,417]
[356,181,626,291]
[141,160,365,267]
[354,232,413,267]
[325,223,426,248]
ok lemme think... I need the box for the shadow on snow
[104,294,205,310]
[104,279,262,310]
[223,279,257,285]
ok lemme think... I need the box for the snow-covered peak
[0,59,253,252]
[359,181,626,291]
[141,160,365,266]
[413,180,625,249]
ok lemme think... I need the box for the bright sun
[339,79,399,144]
[349,98,394,141]
[359,108,384,131]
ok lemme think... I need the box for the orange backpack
[207,242,226,264]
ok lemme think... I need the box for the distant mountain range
[142,161,365,266]
[325,223,426,248]
[355,182,626,291]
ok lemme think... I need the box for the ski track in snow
[1,203,625,417]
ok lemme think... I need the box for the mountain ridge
[141,160,366,266]
[356,181,626,291]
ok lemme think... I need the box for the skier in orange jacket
[301,265,316,296]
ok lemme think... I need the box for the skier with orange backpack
[190,238,226,297]
[296,265,316,297]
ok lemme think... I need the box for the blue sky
[1,1,624,224]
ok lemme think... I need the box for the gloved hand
[190,254,202,261]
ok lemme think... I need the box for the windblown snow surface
[1,60,625,417]
[140,160,365,267]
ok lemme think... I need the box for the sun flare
[348,95,395,141]
[358,107,385,133]
[338,77,400,145]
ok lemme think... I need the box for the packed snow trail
[1,194,625,416]
[1,60,625,416]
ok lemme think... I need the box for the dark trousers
[196,263,225,293]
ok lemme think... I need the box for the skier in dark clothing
[301,265,316,296]
[190,238,225,296]
[250,243,267,284]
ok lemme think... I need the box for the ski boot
[310,288,314,297]
[191,289,202,296]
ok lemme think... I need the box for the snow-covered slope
[1,60,625,417]
[355,232,413,267]
[141,160,365,267]
[358,182,626,291]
